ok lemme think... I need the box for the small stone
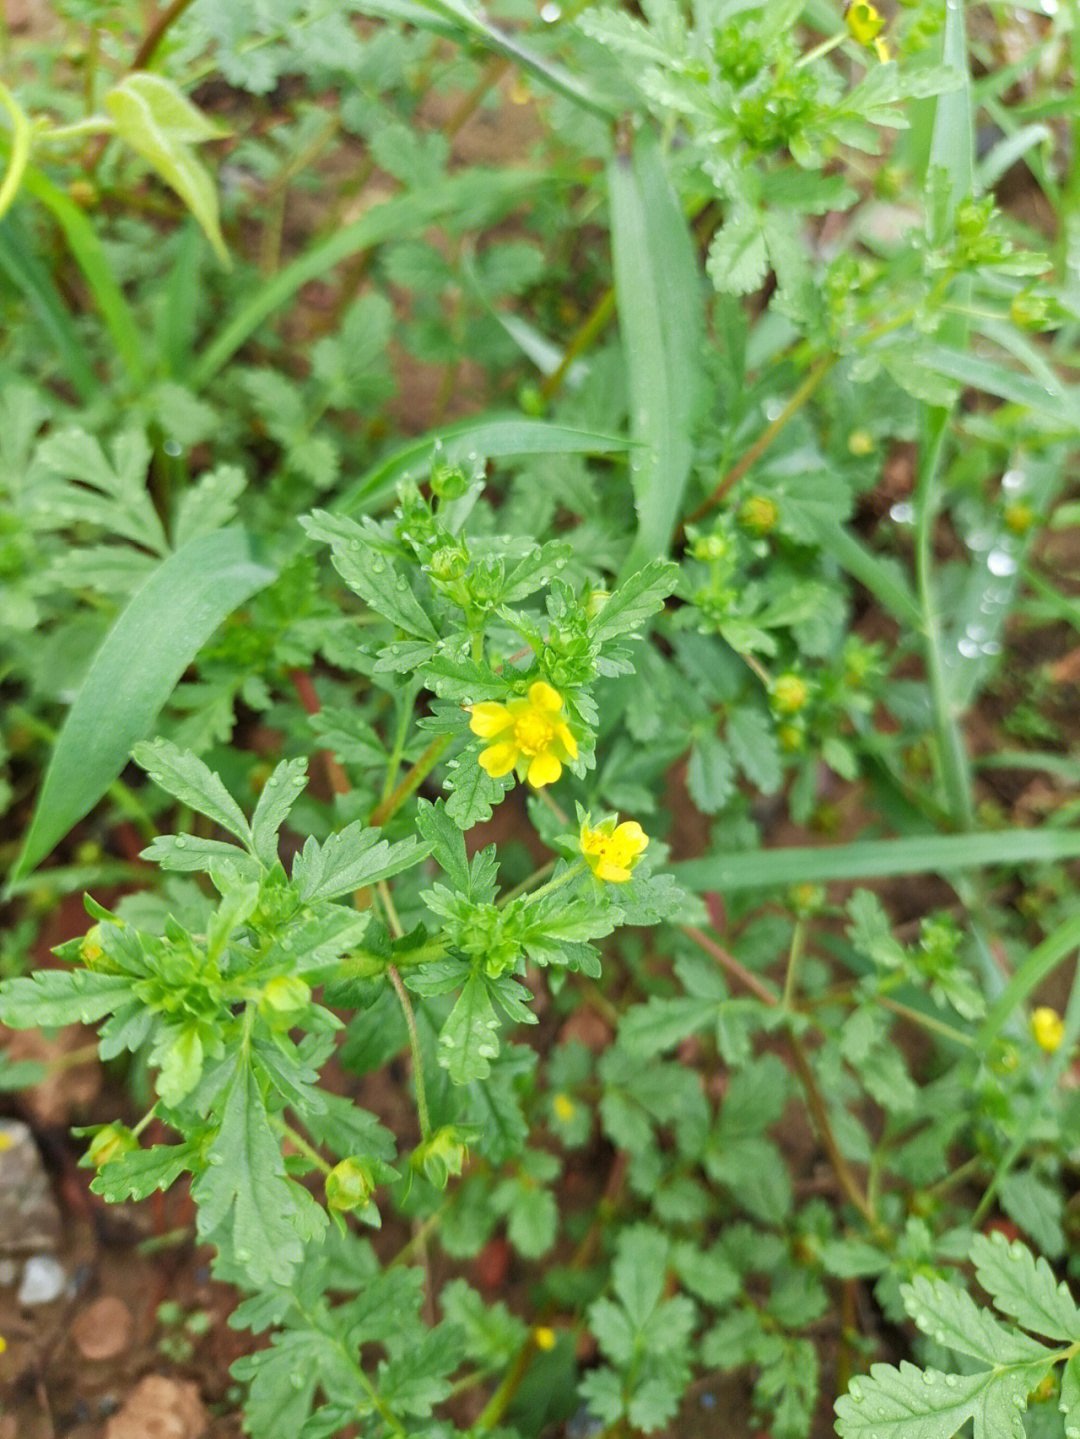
[72,1296,134,1360]
[18,1252,68,1304]
[105,1375,209,1439]
[0,1118,62,1254]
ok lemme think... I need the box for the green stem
[281,1120,332,1175]
[388,965,432,1140]
[132,0,201,69]
[684,354,837,528]
[498,858,557,907]
[475,1333,543,1430]
[369,732,452,828]
[0,80,32,222]
[526,858,587,903]
[781,919,807,1011]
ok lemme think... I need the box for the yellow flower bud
[738,495,779,535]
[1003,502,1035,536]
[772,673,810,715]
[552,1093,576,1123]
[534,1326,557,1350]
[325,1157,376,1212]
[87,1124,138,1169]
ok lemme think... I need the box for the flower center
[513,711,555,756]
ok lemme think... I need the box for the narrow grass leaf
[0,217,97,401]
[21,166,147,387]
[674,828,1080,893]
[9,528,276,885]
[336,415,633,513]
[609,129,704,572]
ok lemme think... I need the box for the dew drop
[944,1375,958,1388]
[965,624,988,642]
[1002,468,1025,491]
[1065,1426,1078,1439]
[981,640,1001,656]
[764,399,784,421]
[958,638,979,659]
[163,438,182,457]
[1009,1245,1023,1261]
[175,836,188,848]
[890,501,914,525]
[987,548,1018,577]
[922,1370,936,1385]
[290,1372,306,1389]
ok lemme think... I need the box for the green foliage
[4,0,1080,1436]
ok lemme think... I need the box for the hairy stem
[388,965,432,1140]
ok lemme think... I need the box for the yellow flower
[1031,1007,1065,1054]
[468,681,578,788]
[846,2,889,59]
[533,1326,557,1350]
[580,816,649,883]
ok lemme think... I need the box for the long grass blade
[8,527,277,886]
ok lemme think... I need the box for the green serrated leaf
[903,1274,1051,1366]
[686,728,734,813]
[302,511,439,641]
[191,1056,316,1288]
[0,970,130,1029]
[134,738,252,845]
[837,1361,1031,1439]
[589,560,678,644]
[250,758,309,866]
[439,971,502,1083]
[726,705,781,794]
[292,825,430,902]
[972,1232,1080,1342]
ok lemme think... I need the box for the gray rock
[18,1252,68,1305]
[0,1118,62,1254]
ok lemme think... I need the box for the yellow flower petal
[554,722,579,760]
[528,680,564,711]
[479,741,519,777]
[614,821,647,851]
[469,702,513,738]
[526,751,562,787]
